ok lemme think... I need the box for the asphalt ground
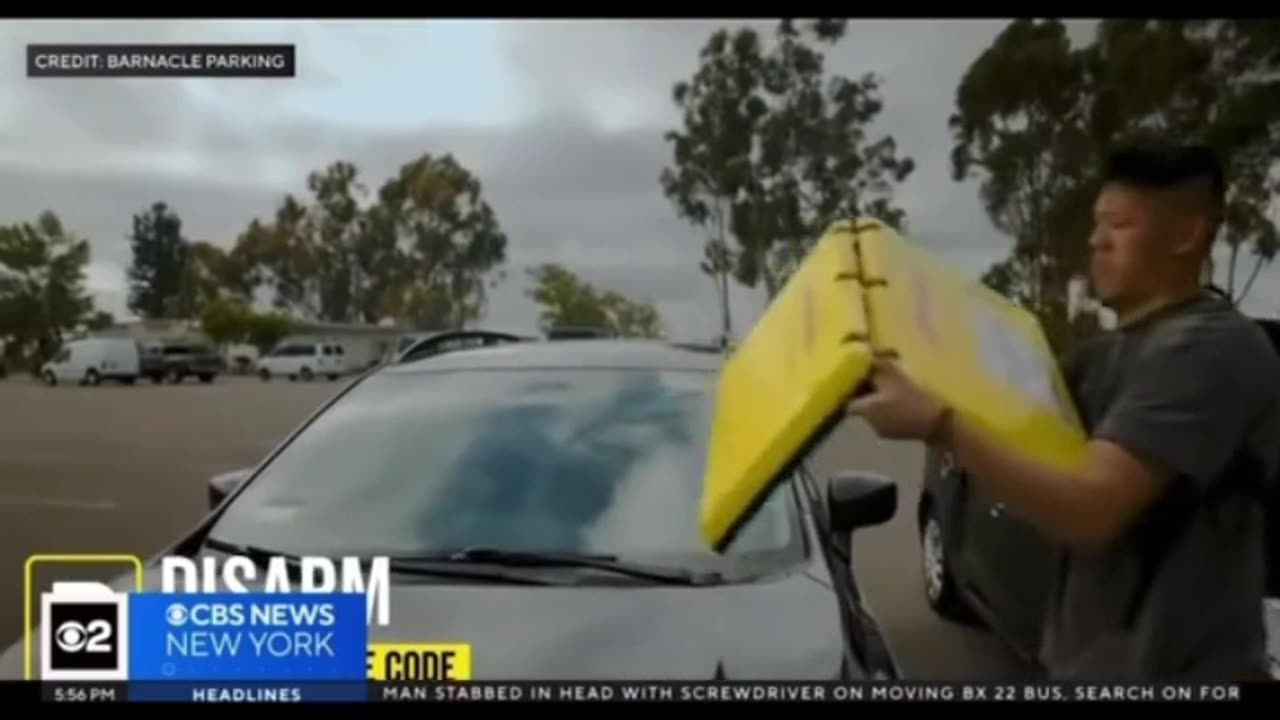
[0,374,1034,680]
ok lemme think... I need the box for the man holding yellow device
[852,146,1280,682]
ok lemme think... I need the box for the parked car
[546,326,615,340]
[140,341,224,384]
[8,340,903,680]
[257,339,347,382]
[396,329,529,364]
[386,332,429,364]
[916,317,1280,678]
[40,338,140,386]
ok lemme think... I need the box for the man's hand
[847,356,948,441]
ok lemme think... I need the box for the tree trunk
[719,272,732,341]
[1226,242,1240,298]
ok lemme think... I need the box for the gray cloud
[0,19,1041,340]
[12,18,1269,345]
[0,107,735,337]
[495,19,1037,255]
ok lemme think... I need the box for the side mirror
[208,468,252,510]
[828,470,897,533]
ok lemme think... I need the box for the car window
[401,334,519,363]
[163,346,189,355]
[436,338,472,352]
[322,346,334,356]
[210,368,800,571]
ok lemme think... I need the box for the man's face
[1088,182,1190,307]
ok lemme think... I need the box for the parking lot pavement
[0,374,1035,680]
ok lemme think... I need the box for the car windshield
[209,368,800,570]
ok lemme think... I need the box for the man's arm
[939,420,1167,551]
[937,330,1257,552]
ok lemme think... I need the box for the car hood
[0,555,849,680]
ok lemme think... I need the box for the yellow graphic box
[700,219,1088,551]
[23,554,145,680]
[366,643,473,681]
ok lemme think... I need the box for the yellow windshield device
[699,219,1088,552]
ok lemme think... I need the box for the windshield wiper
[202,537,558,586]
[400,547,725,586]
[204,537,302,565]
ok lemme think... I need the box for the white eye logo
[53,618,113,653]
[54,621,87,652]
[166,604,188,626]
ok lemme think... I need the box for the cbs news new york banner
[11,554,1277,706]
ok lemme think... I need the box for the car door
[270,345,297,375]
[959,472,1056,655]
[306,344,324,374]
[51,347,73,381]
[319,344,337,373]
[284,344,306,375]
[71,344,95,381]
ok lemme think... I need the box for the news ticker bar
[26,45,295,78]
[17,681,1279,704]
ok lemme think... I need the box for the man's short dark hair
[1102,144,1226,233]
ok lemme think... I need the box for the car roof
[381,339,725,375]
[1255,317,1280,353]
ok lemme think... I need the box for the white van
[42,338,141,386]
[256,339,347,382]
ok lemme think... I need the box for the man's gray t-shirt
[1040,292,1280,681]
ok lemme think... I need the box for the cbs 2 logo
[55,619,113,653]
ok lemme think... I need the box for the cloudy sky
[4,19,1279,340]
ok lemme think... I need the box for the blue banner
[127,682,368,702]
[128,593,367,681]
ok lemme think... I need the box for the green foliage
[1092,20,1280,304]
[231,155,508,328]
[244,312,298,354]
[953,19,1280,349]
[198,297,298,353]
[664,18,915,317]
[127,202,192,319]
[0,211,94,368]
[525,263,663,339]
[181,240,253,315]
[660,26,765,336]
[5,153,506,361]
[86,311,116,331]
[199,297,251,346]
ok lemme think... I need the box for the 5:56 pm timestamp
[43,683,124,702]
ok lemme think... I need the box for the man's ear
[1172,212,1213,259]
